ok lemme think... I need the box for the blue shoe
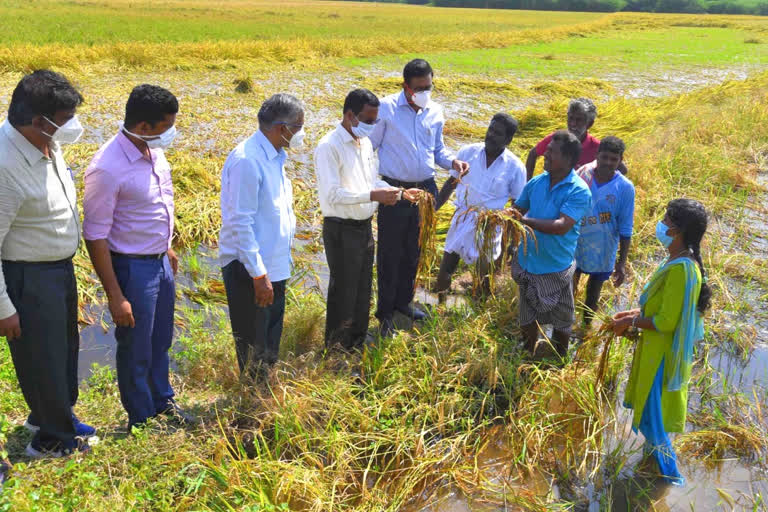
[73,416,96,438]
[396,305,428,321]
[24,414,96,438]
[25,436,90,459]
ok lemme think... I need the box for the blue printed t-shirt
[515,170,592,275]
[574,163,635,273]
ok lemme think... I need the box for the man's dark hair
[491,112,518,139]
[403,59,433,85]
[343,88,380,116]
[7,70,83,127]
[551,129,582,168]
[124,84,179,130]
[598,136,625,156]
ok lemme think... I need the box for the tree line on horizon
[342,0,768,15]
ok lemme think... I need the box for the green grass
[345,26,768,75]
[0,0,598,46]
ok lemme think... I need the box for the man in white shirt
[435,113,526,300]
[0,70,94,458]
[314,89,419,350]
[219,94,303,381]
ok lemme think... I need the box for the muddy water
[408,350,768,512]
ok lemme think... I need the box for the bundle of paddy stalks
[456,207,537,294]
[416,190,438,288]
[574,312,636,394]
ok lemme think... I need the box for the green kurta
[624,262,702,433]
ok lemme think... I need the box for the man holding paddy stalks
[611,199,710,485]
[573,136,635,330]
[511,130,591,359]
[219,94,302,380]
[369,58,469,338]
[0,70,95,457]
[84,85,195,430]
[434,113,526,300]
[314,89,420,351]
[525,98,627,181]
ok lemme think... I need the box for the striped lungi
[511,256,575,332]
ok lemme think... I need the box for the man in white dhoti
[434,113,526,300]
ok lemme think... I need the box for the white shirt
[314,124,390,220]
[219,130,296,282]
[444,143,526,264]
[0,120,80,318]
[450,143,526,212]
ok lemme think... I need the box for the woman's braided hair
[667,198,711,313]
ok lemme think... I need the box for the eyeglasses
[357,116,380,125]
[275,122,303,130]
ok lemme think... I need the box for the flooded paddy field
[1,2,767,510]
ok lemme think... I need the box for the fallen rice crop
[1,3,767,510]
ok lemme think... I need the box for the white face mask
[411,90,431,109]
[122,123,177,150]
[282,126,305,149]
[351,117,376,139]
[42,115,84,145]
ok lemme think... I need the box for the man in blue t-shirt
[573,136,635,328]
[511,130,592,359]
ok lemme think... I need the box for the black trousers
[3,259,78,444]
[222,260,286,379]
[375,177,438,320]
[322,216,374,348]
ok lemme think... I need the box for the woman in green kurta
[611,199,711,485]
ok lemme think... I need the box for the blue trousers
[113,254,175,427]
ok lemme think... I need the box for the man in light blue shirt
[219,93,303,380]
[511,130,592,359]
[574,136,634,328]
[369,59,469,337]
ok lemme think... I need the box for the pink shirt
[535,132,600,167]
[83,131,174,255]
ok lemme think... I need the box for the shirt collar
[116,130,148,164]
[2,120,51,166]
[335,123,356,144]
[253,129,285,162]
[546,169,579,190]
[396,90,430,111]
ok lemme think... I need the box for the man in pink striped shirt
[83,84,194,430]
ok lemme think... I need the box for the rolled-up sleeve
[229,158,267,279]
[82,167,119,241]
[0,174,21,319]
[618,183,635,239]
[560,186,591,223]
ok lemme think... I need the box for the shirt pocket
[418,120,435,152]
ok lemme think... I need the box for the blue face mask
[656,220,675,248]
[351,117,376,139]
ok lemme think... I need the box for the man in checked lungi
[511,130,592,359]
